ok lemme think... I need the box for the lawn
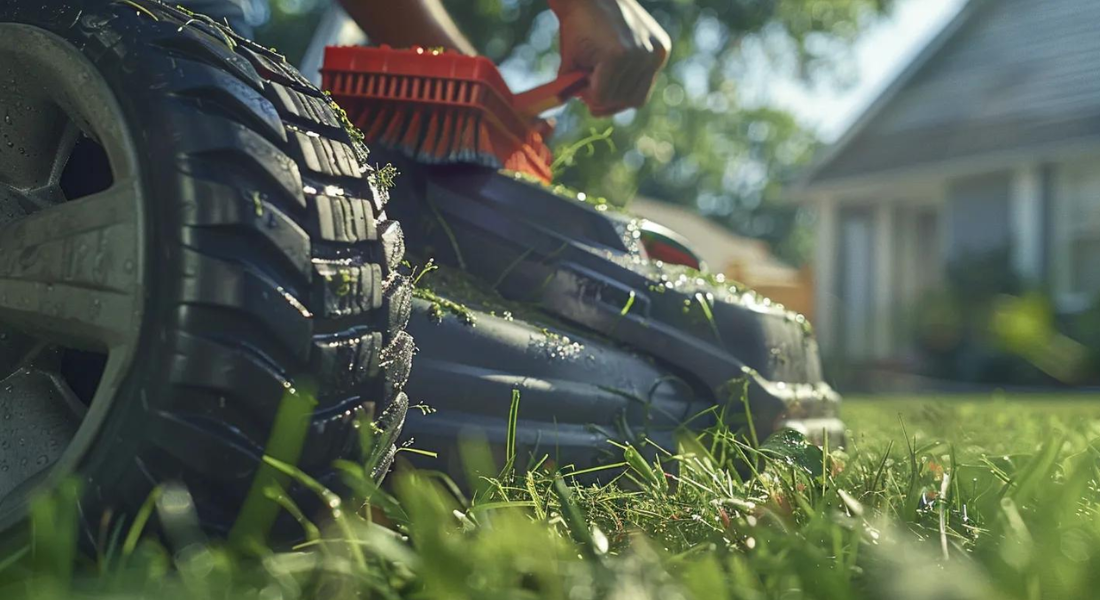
[6,393,1100,600]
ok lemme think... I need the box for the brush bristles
[331,73,553,178]
[353,102,504,169]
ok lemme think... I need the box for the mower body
[384,153,843,474]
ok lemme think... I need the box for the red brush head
[322,45,557,182]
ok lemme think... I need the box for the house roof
[628,197,800,285]
[801,0,1100,190]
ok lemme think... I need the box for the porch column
[873,202,895,359]
[1011,164,1044,283]
[814,196,838,354]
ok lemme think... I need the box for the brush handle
[514,72,589,119]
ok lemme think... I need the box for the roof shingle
[805,0,1100,186]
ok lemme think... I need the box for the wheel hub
[0,24,144,517]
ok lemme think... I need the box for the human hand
[550,0,671,116]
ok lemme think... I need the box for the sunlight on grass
[4,392,1100,599]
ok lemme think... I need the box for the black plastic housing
[386,153,843,474]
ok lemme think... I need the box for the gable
[805,0,1100,187]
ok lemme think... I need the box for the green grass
[6,393,1100,599]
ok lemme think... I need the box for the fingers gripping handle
[514,72,589,119]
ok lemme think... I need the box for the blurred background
[249,0,1100,394]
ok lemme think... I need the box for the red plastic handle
[514,72,589,118]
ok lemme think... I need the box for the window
[1054,160,1100,307]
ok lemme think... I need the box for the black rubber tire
[0,0,412,543]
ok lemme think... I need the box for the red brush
[322,45,587,183]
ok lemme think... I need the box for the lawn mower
[0,0,841,543]
[314,38,843,478]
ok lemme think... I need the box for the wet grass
[5,392,1100,599]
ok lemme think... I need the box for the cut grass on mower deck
[6,394,1100,600]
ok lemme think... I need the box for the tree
[258,0,897,264]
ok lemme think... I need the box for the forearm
[337,0,477,55]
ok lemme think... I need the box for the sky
[760,0,967,142]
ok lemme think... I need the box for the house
[629,197,815,320]
[798,0,1100,364]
